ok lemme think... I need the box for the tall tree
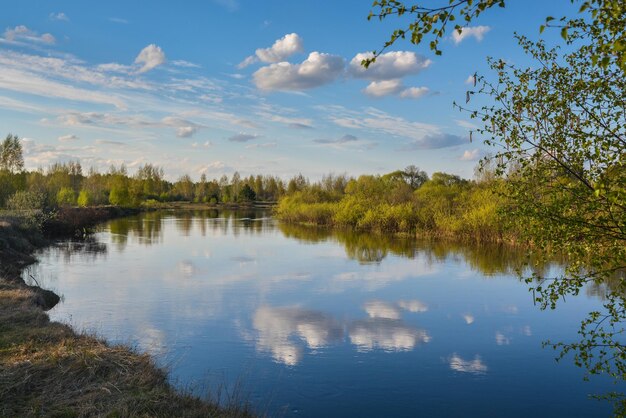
[0,134,24,173]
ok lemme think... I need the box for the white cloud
[238,33,303,69]
[0,67,126,109]
[465,74,476,85]
[237,55,258,69]
[455,119,479,130]
[460,149,480,161]
[399,86,429,99]
[171,60,201,69]
[176,126,197,138]
[256,33,303,63]
[191,141,212,148]
[349,51,431,81]
[452,26,491,44]
[363,79,402,97]
[57,134,79,142]
[135,44,166,73]
[363,79,429,99]
[3,25,55,44]
[253,52,344,91]
[49,12,69,22]
[328,107,444,147]
[463,314,475,325]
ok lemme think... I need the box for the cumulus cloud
[135,44,166,73]
[363,79,403,97]
[253,52,344,91]
[49,12,69,22]
[452,26,491,44]
[363,79,430,99]
[239,33,303,69]
[57,134,79,142]
[256,33,303,63]
[349,51,431,80]
[228,133,258,142]
[3,25,55,44]
[460,149,480,161]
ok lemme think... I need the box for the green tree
[368,0,626,407]
[56,187,76,207]
[0,134,24,173]
[238,184,256,202]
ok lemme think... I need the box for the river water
[25,210,613,417]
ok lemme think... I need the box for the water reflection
[26,210,613,417]
[251,306,343,366]
[448,353,488,375]
[349,318,431,352]
[249,300,431,365]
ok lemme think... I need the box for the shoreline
[0,207,254,417]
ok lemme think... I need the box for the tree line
[0,135,312,210]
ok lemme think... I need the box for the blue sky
[0,0,572,181]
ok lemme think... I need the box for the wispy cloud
[2,25,55,44]
[135,44,166,73]
[108,17,129,24]
[459,149,480,161]
[228,133,258,142]
[49,12,69,22]
[58,134,79,142]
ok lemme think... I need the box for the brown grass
[0,217,256,418]
[0,283,256,418]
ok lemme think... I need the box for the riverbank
[0,210,254,417]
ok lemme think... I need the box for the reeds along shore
[275,172,514,243]
[0,212,255,418]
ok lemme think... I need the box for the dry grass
[0,218,256,418]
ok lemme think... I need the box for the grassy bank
[0,212,254,417]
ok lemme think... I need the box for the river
[24,209,613,417]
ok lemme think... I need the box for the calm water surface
[26,210,614,417]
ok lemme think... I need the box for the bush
[57,187,76,207]
[77,190,92,207]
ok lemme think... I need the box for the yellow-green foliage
[276,171,511,241]
[56,187,76,207]
[76,190,91,207]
